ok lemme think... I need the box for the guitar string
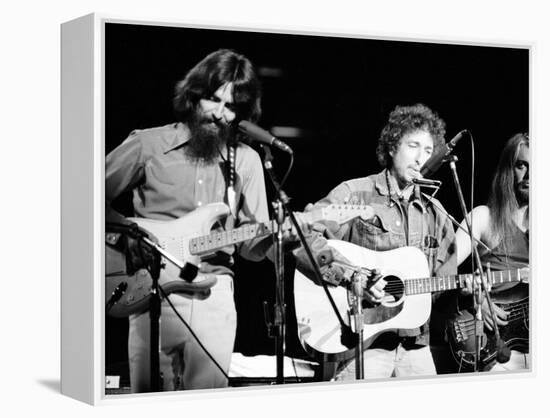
[456,302,528,325]
[355,282,457,295]
[359,278,525,295]
[457,304,529,335]
[458,311,527,333]
[366,282,459,293]
[460,318,528,337]
[470,308,527,325]
[190,205,375,249]
[459,324,526,340]
[385,271,525,284]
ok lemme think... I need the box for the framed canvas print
[61,13,531,405]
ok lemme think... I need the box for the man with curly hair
[295,103,457,379]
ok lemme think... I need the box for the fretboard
[189,222,274,255]
[405,268,529,296]
[188,204,374,255]
[405,275,462,295]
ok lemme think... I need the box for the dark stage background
[104,22,529,378]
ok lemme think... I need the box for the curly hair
[173,49,262,123]
[376,103,446,168]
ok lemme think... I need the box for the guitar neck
[188,204,374,255]
[189,221,275,255]
[405,268,528,296]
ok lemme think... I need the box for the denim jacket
[295,169,457,346]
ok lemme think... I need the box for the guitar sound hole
[382,275,404,303]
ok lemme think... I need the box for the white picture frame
[60,12,533,406]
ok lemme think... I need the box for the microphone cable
[280,152,294,188]
[159,286,230,381]
[467,132,511,366]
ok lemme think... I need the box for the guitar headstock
[518,267,530,283]
[320,204,375,224]
[486,267,530,285]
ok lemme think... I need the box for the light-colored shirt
[106,122,270,275]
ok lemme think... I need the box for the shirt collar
[163,122,191,154]
[163,122,229,161]
[374,169,391,196]
[376,168,419,203]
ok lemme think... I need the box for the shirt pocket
[351,210,400,251]
[422,234,440,274]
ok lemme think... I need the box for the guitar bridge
[452,319,470,343]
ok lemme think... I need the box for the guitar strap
[226,142,237,217]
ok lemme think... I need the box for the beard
[186,111,234,163]
[515,181,529,205]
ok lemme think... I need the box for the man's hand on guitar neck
[460,270,510,331]
[460,269,493,296]
[279,206,314,244]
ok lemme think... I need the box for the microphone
[420,129,469,178]
[236,120,293,154]
[412,178,442,188]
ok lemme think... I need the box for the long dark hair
[487,133,529,245]
[173,49,262,123]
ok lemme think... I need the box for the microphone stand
[445,155,506,372]
[136,235,203,390]
[261,146,287,384]
[147,247,162,392]
[274,198,286,384]
[260,145,357,384]
[106,223,164,391]
[348,270,365,379]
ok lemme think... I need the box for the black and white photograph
[4,0,550,415]
[103,20,530,395]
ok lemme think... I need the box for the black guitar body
[446,283,529,371]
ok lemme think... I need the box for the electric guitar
[293,239,530,361]
[446,282,529,371]
[106,202,374,317]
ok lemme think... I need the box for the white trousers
[335,345,437,380]
[128,275,236,392]
[489,350,530,372]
